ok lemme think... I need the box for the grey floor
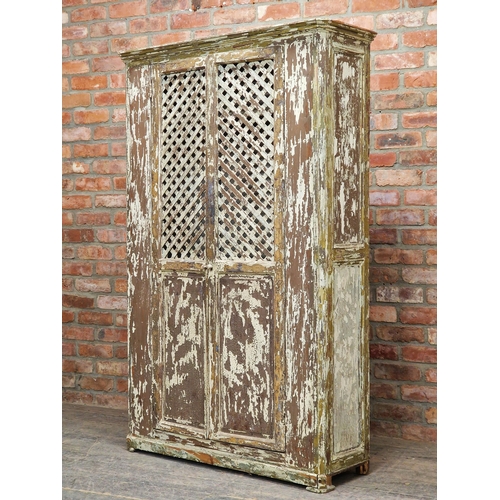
[62,403,436,500]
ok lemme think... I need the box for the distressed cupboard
[122,20,375,493]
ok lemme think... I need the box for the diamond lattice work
[216,60,275,261]
[161,69,207,260]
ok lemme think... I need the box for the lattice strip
[216,60,275,261]
[161,69,207,260]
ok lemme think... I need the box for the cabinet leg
[356,460,369,475]
[305,475,335,493]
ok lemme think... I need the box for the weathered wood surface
[125,20,375,492]
[63,404,438,500]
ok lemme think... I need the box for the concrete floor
[62,403,436,499]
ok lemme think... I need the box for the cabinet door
[158,56,285,452]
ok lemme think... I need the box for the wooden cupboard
[122,20,375,493]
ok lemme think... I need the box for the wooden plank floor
[62,403,436,500]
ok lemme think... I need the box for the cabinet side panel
[333,53,363,246]
[219,276,274,439]
[333,264,362,453]
[127,64,157,436]
[163,274,206,429]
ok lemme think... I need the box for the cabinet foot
[356,460,369,475]
[305,485,335,494]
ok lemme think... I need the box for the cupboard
[122,20,375,493]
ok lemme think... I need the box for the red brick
[63,213,74,226]
[115,246,127,260]
[62,246,75,259]
[111,37,148,53]
[72,41,109,56]
[374,363,421,381]
[62,278,74,292]
[62,112,71,125]
[78,344,114,358]
[425,367,437,383]
[371,113,397,130]
[113,177,126,190]
[258,3,300,21]
[370,421,401,438]
[130,16,168,33]
[353,0,399,11]
[71,75,108,90]
[116,314,127,327]
[150,0,190,13]
[402,422,437,441]
[400,150,436,166]
[110,75,126,89]
[76,212,111,226]
[63,359,93,374]
[63,0,86,5]
[74,144,109,158]
[96,361,128,376]
[63,326,95,341]
[172,11,210,29]
[375,169,422,186]
[426,249,437,266]
[78,311,113,326]
[116,378,128,391]
[92,56,125,72]
[369,190,400,206]
[373,248,423,265]
[375,52,424,70]
[75,177,112,192]
[426,131,437,148]
[93,159,126,174]
[425,407,437,425]
[408,0,436,5]
[214,7,256,25]
[62,127,91,142]
[371,33,398,52]
[402,30,437,48]
[370,344,398,360]
[402,346,437,363]
[373,92,424,110]
[90,21,127,38]
[115,279,128,293]
[402,267,436,285]
[96,262,127,276]
[63,77,69,91]
[63,93,91,109]
[94,126,126,140]
[402,229,437,245]
[373,402,422,422]
[340,16,375,30]
[63,294,94,309]
[78,246,113,260]
[114,212,127,226]
[62,392,93,405]
[109,1,146,18]
[63,311,75,323]
[377,208,425,225]
[370,152,397,168]
[97,296,127,310]
[369,228,398,245]
[400,306,437,325]
[376,11,424,29]
[75,278,112,293]
[80,376,114,392]
[63,261,93,276]
[94,91,126,106]
[370,72,399,91]
[62,145,71,158]
[62,60,90,75]
[151,31,192,46]
[402,112,437,129]
[111,142,127,156]
[74,109,109,124]
[62,342,76,356]
[95,195,126,208]
[97,328,127,342]
[370,305,397,322]
[195,28,233,40]
[62,26,88,40]
[376,325,425,343]
[427,91,437,106]
[404,70,437,88]
[96,229,126,243]
[427,8,437,25]
[404,189,436,206]
[71,6,107,22]
[370,383,397,400]
[376,286,423,303]
[63,195,92,210]
[63,44,70,58]
[63,161,91,175]
[304,0,348,16]
[63,229,95,243]
[401,385,437,403]
[94,394,128,409]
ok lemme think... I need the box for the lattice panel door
[160,68,207,261]
[216,60,275,261]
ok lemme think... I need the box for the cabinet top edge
[120,19,376,65]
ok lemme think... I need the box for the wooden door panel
[218,276,275,441]
[162,273,206,431]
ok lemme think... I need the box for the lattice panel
[161,69,207,260]
[216,60,275,261]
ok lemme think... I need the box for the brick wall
[62,0,437,442]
